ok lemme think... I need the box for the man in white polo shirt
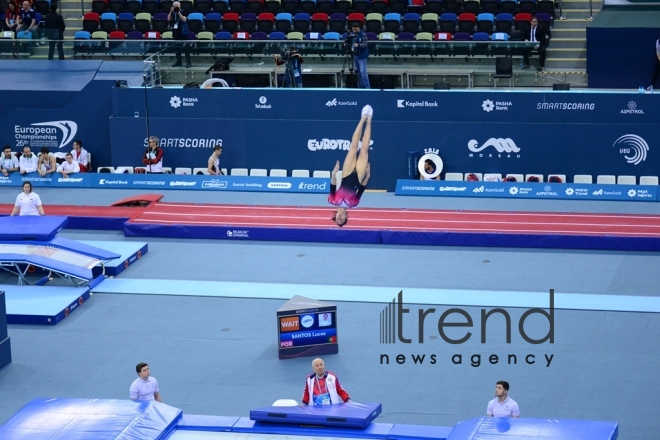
[130,362,162,402]
[486,380,519,418]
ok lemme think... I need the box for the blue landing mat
[446,417,618,440]
[3,285,91,325]
[123,222,660,252]
[0,398,182,440]
[92,279,660,314]
[0,216,68,241]
[79,240,149,277]
[250,402,382,429]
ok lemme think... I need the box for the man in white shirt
[19,146,38,174]
[1,145,20,177]
[57,153,81,179]
[486,381,520,418]
[130,362,162,402]
[71,140,89,172]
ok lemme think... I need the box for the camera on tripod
[279,46,298,63]
[345,33,356,53]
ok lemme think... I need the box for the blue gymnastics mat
[0,216,68,241]
[0,398,181,439]
[3,285,91,325]
[446,417,618,440]
[79,240,148,277]
[249,402,382,429]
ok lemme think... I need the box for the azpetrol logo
[15,120,78,149]
[379,291,555,368]
[621,101,644,115]
[613,134,649,165]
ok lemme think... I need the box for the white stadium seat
[616,175,636,185]
[313,170,331,178]
[292,169,310,177]
[573,174,592,184]
[444,173,463,181]
[270,169,287,177]
[249,168,268,176]
[175,167,192,175]
[231,168,249,176]
[597,175,616,184]
[639,176,659,185]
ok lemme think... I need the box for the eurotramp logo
[379,290,555,368]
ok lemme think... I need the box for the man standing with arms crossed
[130,362,162,402]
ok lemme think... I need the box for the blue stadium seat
[188,13,205,35]
[269,31,286,39]
[402,12,420,34]
[117,12,135,33]
[205,13,222,33]
[323,31,340,40]
[495,13,513,34]
[328,13,346,33]
[439,13,456,34]
[477,13,494,34]
[152,12,168,33]
[100,13,118,33]
[240,12,258,33]
[473,31,489,41]
[275,12,293,33]
[293,12,311,33]
[383,13,401,34]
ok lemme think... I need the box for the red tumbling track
[130,203,660,237]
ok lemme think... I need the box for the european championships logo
[379,291,555,368]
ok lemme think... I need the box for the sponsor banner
[0,173,329,193]
[395,180,660,202]
[113,88,660,124]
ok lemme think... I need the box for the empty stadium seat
[323,31,340,40]
[311,12,328,33]
[500,0,517,14]
[421,13,438,34]
[463,0,480,15]
[313,170,331,178]
[425,0,442,14]
[293,12,311,33]
[292,169,310,177]
[270,169,287,176]
[639,176,659,185]
[143,0,160,14]
[248,0,264,12]
[434,31,452,40]
[444,0,462,14]
[135,13,152,33]
[250,168,268,176]
[281,0,299,13]
[230,0,247,13]
[251,31,268,39]
[117,12,135,34]
[519,0,537,14]
[402,13,420,33]
[444,172,463,181]
[617,175,636,185]
[83,13,101,33]
[481,0,499,14]
[257,12,275,32]
[126,0,142,15]
[92,0,109,14]
[231,168,249,176]
[372,0,388,15]
[203,13,221,33]
[458,13,476,34]
[265,0,281,13]
[152,13,169,33]
[233,31,250,39]
[596,175,615,184]
[572,175,592,184]
[537,0,556,18]
[336,0,352,15]
[495,13,513,34]
[347,12,365,28]
[100,13,118,33]
[287,31,303,39]
[317,0,334,14]
[301,0,317,14]
[196,0,214,13]
[439,13,457,34]
[214,0,230,13]
[188,12,205,34]
[276,12,293,33]
[366,13,383,34]
[175,167,193,174]
[383,13,401,34]
[477,13,494,34]
[108,0,125,15]
[222,12,240,33]
[240,12,258,33]
[329,13,346,33]
[514,13,532,35]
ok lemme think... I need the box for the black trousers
[523,43,547,67]
[173,32,191,66]
[48,40,63,60]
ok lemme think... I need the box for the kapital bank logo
[15,120,78,149]
[379,291,555,368]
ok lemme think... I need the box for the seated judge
[301,358,351,406]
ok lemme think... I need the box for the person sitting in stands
[71,140,89,172]
[37,147,57,177]
[1,145,20,176]
[19,146,38,174]
[57,153,80,179]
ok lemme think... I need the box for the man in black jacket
[45,4,65,60]
[522,17,549,72]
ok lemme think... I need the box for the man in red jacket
[301,358,351,406]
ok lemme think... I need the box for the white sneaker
[366,104,373,117]
[361,105,370,117]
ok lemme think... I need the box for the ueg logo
[15,120,78,149]
[468,138,521,158]
[256,96,272,109]
[99,179,128,185]
[380,291,555,368]
[326,98,358,107]
[621,101,644,115]
[397,99,438,108]
[481,99,512,112]
[308,139,374,151]
[267,182,292,189]
[57,177,83,183]
[170,96,197,108]
[613,134,649,165]
[169,181,197,187]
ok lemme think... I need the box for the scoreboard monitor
[277,295,338,359]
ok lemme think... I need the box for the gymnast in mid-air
[328,105,373,227]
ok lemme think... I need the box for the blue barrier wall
[110,88,660,191]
